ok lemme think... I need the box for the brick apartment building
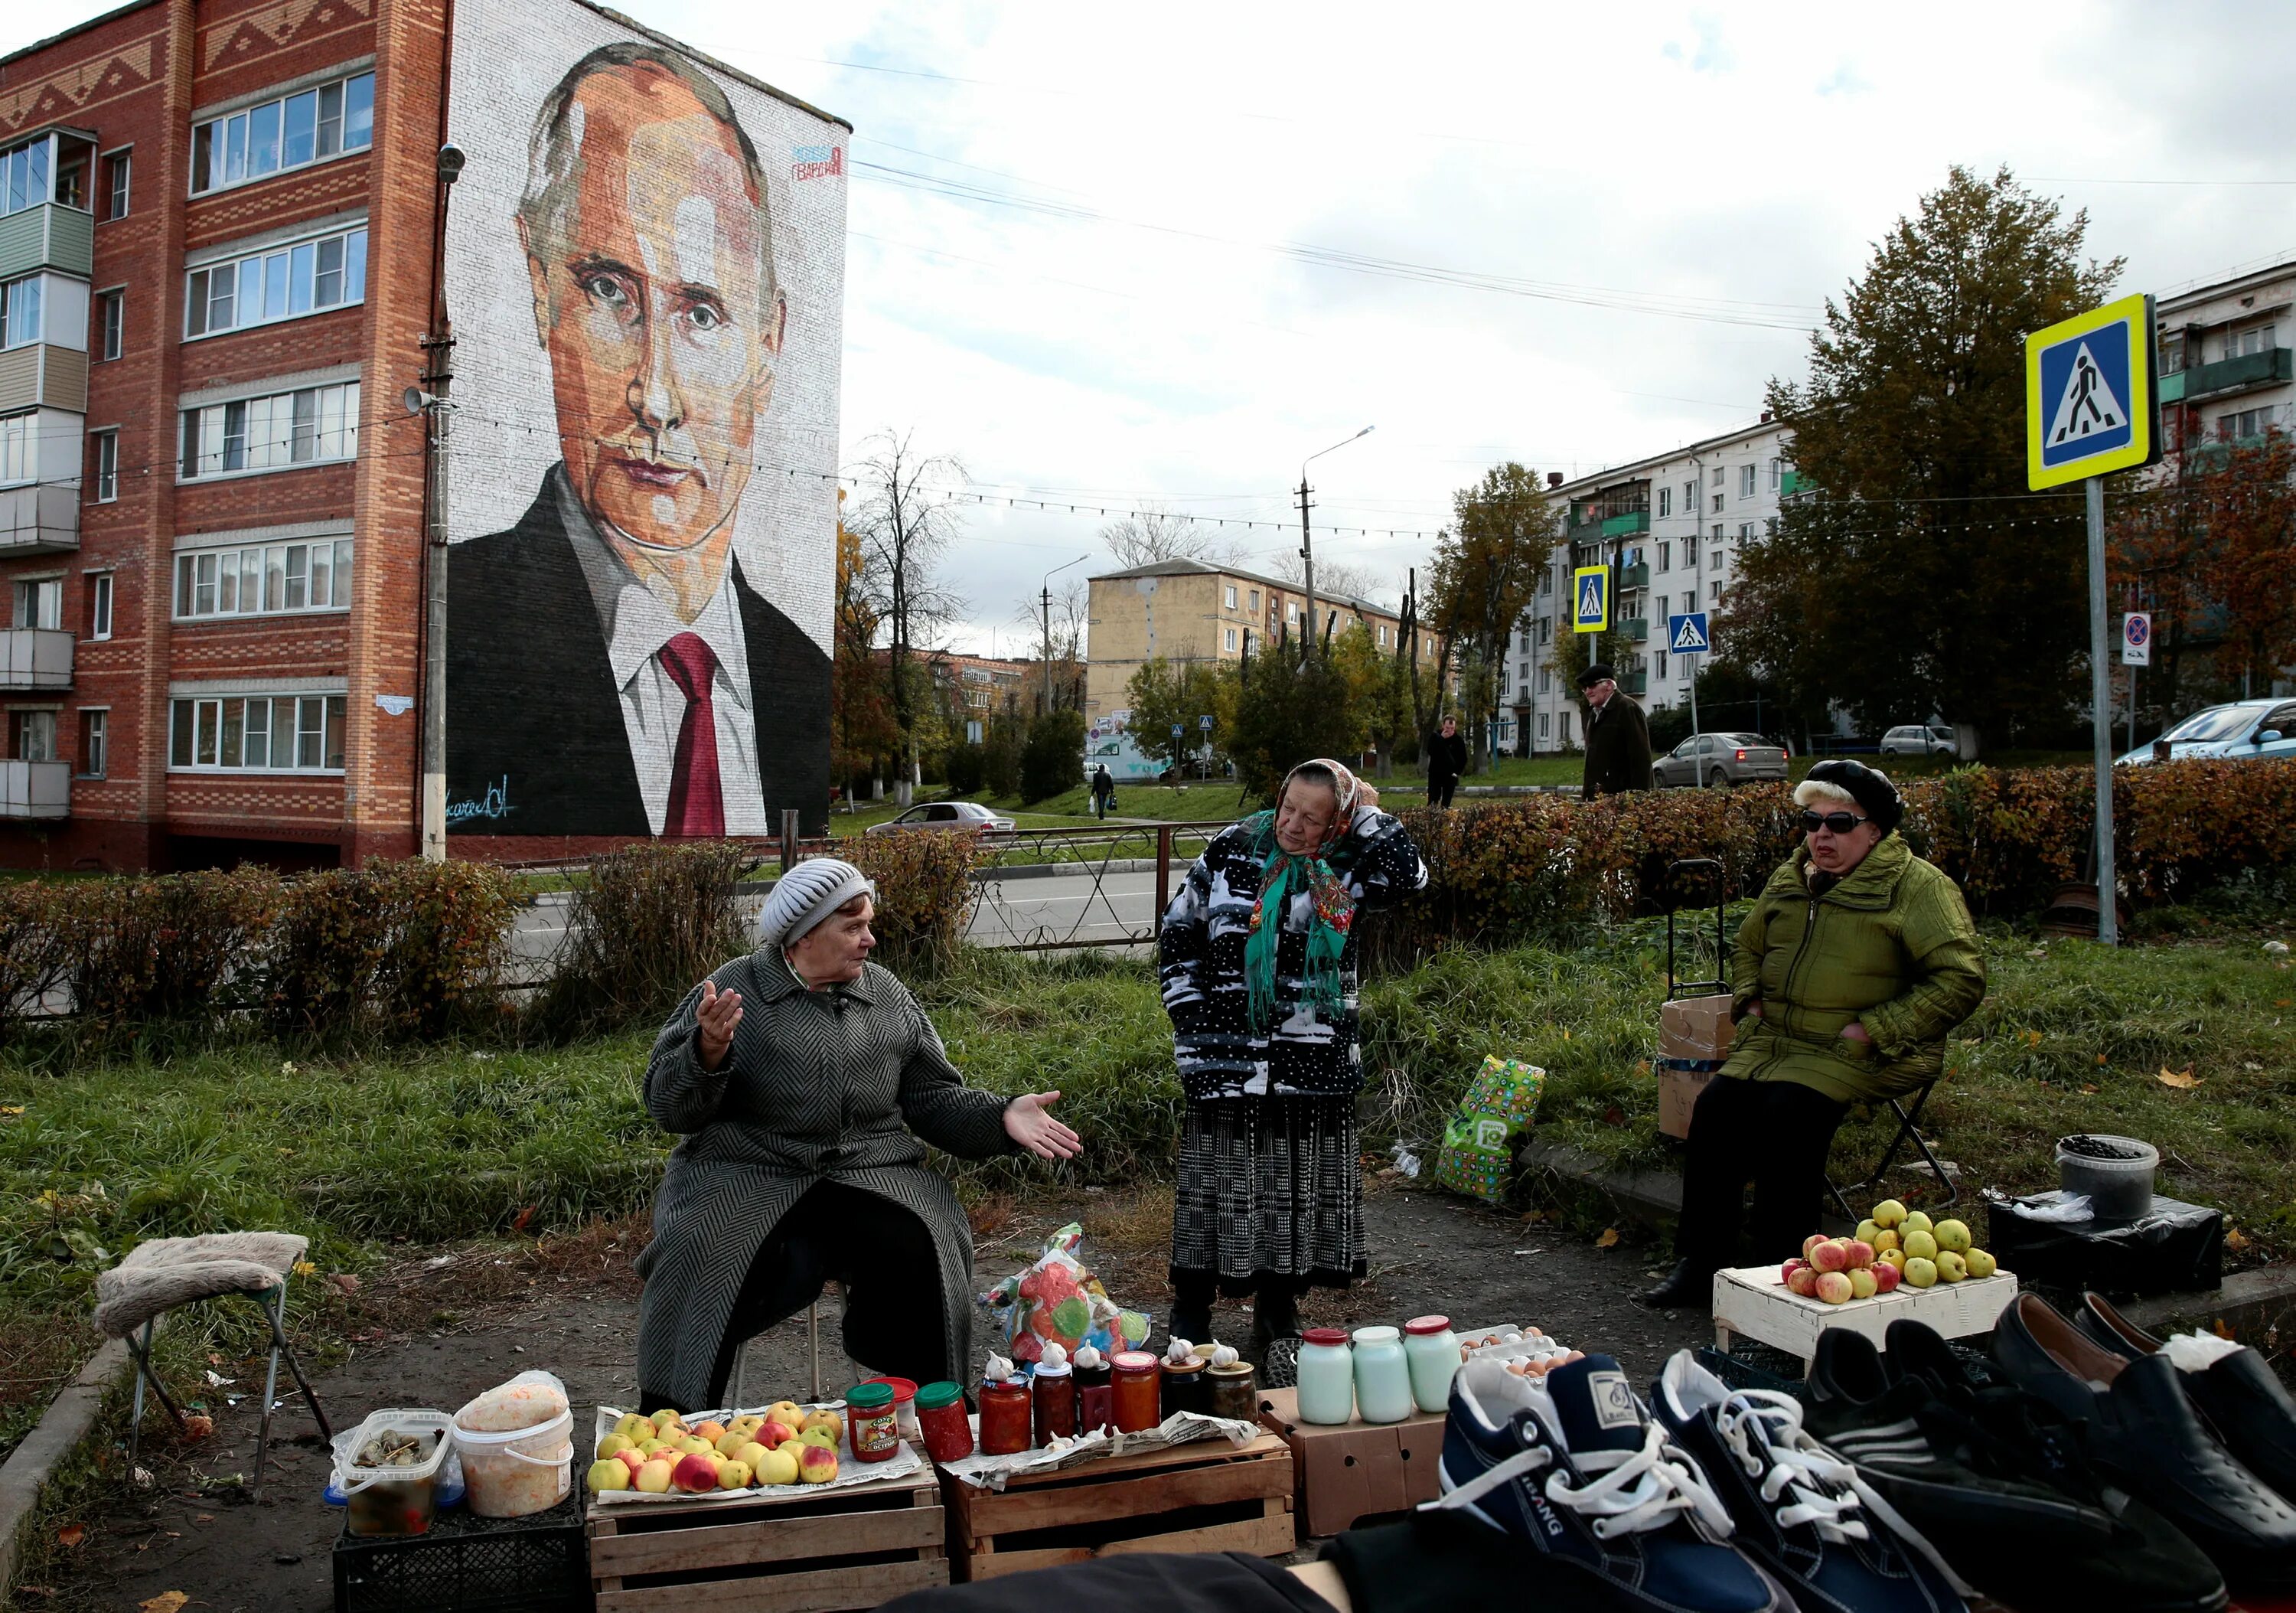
[0,0,846,871]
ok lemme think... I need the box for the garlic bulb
[1208,1344,1240,1369]
[1040,1340,1068,1368]
[983,1354,1014,1383]
[1073,1344,1104,1370]
[1164,1337,1195,1365]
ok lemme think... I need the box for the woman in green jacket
[1643,759,1986,1308]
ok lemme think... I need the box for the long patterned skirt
[1169,1095,1365,1295]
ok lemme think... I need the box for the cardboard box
[1660,994,1737,1061]
[1656,1060,1720,1140]
[1257,1386,1444,1538]
[1710,1262,2020,1370]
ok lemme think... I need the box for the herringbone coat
[634,951,1016,1409]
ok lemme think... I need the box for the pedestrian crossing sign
[1572,565,1610,633]
[1668,612,1711,655]
[2026,292,2158,489]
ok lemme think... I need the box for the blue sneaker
[1652,1351,1968,1613]
[1429,1353,1787,1613]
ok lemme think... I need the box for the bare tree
[1006,577,1092,712]
[1264,549,1392,610]
[1100,502,1251,570]
[848,429,970,802]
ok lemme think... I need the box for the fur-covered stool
[94,1231,334,1498]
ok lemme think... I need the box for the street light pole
[1298,426,1373,664]
[1040,553,1088,713]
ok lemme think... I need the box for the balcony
[1781,470,1808,499]
[0,201,95,281]
[2158,369,2185,405]
[1619,671,1649,697]
[2181,348,2294,403]
[0,628,72,690]
[0,343,88,413]
[0,484,79,554]
[1619,562,1650,590]
[1601,510,1650,539]
[1618,617,1649,643]
[0,759,70,819]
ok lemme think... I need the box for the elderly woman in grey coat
[634,858,1080,1414]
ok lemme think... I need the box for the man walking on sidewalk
[1578,664,1652,800]
[1426,714,1468,808]
[1091,765,1116,819]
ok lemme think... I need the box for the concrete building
[2155,259,2295,457]
[1084,557,1429,723]
[1510,416,1794,756]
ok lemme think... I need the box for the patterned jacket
[1158,805,1427,1101]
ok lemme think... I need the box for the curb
[2120,1264,2296,1344]
[0,1335,129,1603]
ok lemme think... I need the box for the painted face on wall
[523,65,785,562]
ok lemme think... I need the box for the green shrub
[846,830,988,976]
[1020,710,1085,804]
[0,881,70,1040]
[262,860,514,1043]
[64,868,277,1032]
[538,841,755,1037]
[984,713,1024,798]
[944,742,987,795]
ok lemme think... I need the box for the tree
[1748,165,2122,753]
[2193,432,2296,703]
[849,430,970,799]
[830,508,899,798]
[1019,709,1086,804]
[1012,577,1091,713]
[1329,621,1410,776]
[1125,657,1233,772]
[1227,643,1363,803]
[1100,502,1250,570]
[1265,549,1390,610]
[1427,462,1557,769]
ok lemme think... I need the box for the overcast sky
[10,2,2295,650]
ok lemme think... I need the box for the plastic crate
[334,1491,590,1613]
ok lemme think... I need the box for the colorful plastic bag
[1435,1056,1547,1203]
[979,1223,1152,1366]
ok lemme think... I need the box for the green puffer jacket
[1719,833,1986,1105]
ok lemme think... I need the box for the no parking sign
[2122,612,2151,667]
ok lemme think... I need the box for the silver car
[2118,698,2296,767]
[864,801,1017,837]
[1652,733,1790,789]
[1880,724,1956,758]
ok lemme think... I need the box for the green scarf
[1240,761,1364,1034]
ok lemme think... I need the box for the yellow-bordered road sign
[2027,292,2158,490]
[1572,565,1610,633]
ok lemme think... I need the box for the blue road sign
[1199,713,1214,730]
[1668,612,1711,655]
[2025,292,2158,488]
[1572,565,1610,633]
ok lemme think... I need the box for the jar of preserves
[914,1380,974,1464]
[1110,1352,1161,1432]
[846,1382,899,1462]
[1206,1360,1258,1422]
[1073,1348,1113,1435]
[1294,1328,1355,1425]
[1352,1326,1413,1424]
[1402,1315,1459,1414]
[1031,1360,1077,1446]
[979,1380,1032,1455]
[1160,1357,1208,1419]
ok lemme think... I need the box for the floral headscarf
[1240,759,1364,1033]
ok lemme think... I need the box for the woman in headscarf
[1157,759,1428,1358]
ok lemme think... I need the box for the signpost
[2122,611,2151,752]
[2025,292,2161,945]
[1572,565,1611,635]
[1669,611,1711,743]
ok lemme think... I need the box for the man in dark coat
[1578,663,1652,799]
[1426,714,1468,808]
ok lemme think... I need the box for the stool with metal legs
[1828,1080,1956,1223]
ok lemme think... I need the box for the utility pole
[1298,427,1372,665]
[1039,554,1088,715]
[414,142,464,861]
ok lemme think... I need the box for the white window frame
[103,148,130,220]
[1224,584,1238,609]
[1739,464,1756,498]
[168,691,347,773]
[174,535,354,620]
[92,429,118,501]
[96,286,124,360]
[1655,485,1671,518]
[78,706,108,778]
[0,413,34,486]
[189,70,374,198]
[178,380,360,482]
[185,224,367,340]
[1224,626,1238,651]
[13,709,57,763]
[13,576,64,629]
[87,570,113,638]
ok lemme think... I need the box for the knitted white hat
[758,857,876,949]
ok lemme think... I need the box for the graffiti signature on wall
[446,776,513,823]
[791,143,843,181]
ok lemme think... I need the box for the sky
[8,1,2296,651]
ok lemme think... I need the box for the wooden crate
[587,1468,947,1612]
[1257,1386,1444,1537]
[943,1432,1294,1582]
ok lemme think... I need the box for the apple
[715,1430,752,1457]
[716,1458,753,1491]
[1871,1260,1902,1293]
[671,1452,722,1494]
[1877,1247,1907,1271]
[1965,1247,1998,1278]
[1935,1250,1968,1283]
[1810,1239,1850,1274]
[733,1440,770,1473]
[691,1420,727,1445]
[1870,1199,1908,1229]
[614,1413,653,1442]
[1815,1271,1853,1305]
[1900,1210,1934,1237]
[645,1406,683,1425]
[589,1457,633,1492]
[597,1433,635,1462]
[758,1419,798,1448]
[636,1438,668,1459]
[765,1401,803,1427]
[758,1446,801,1486]
[1872,1228,1900,1253]
[801,1411,844,1444]
[1844,1240,1875,1271]
[1787,1266,1821,1297]
[798,1443,840,1484]
[1802,1233,1830,1259]
[635,1458,675,1494]
[799,1424,840,1449]
[1854,1219,1882,1246]
[777,1438,807,1459]
[1934,1219,1972,1254]
[1781,1258,1808,1285]
[1848,1268,1878,1300]
[677,1435,716,1457]
[730,1415,764,1438]
[615,1448,647,1481]
[1902,1229,1939,1262]
[1903,1256,1938,1288]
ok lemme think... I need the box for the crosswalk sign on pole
[1572,565,1610,633]
[2026,292,2159,490]
[1667,612,1711,656]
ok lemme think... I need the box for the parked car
[1652,733,1790,789]
[1880,724,1957,758]
[2117,697,2296,767]
[863,801,1017,836]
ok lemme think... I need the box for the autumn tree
[849,429,968,802]
[1427,462,1556,768]
[1125,657,1236,773]
[1226,642,1364,803]
[1329,621,1411,776]
[1743,166,2122,753]
[830,508,899,798]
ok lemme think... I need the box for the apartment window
[1655,651,1669,681]
[1768,457,1782,490]
[1537,617,1551,645]
[1681,481,1696,512]
[1710,548,1724,572]
[2226,325,2278,361]
[1710,466,1725,488]
[1708,580,1723,604]
[1737,465,1754,498]
[1537,667,1551,696]
[1682,591,1698,615]
[1287,601,1298,622]
[1656,486,1671,518]
[1539,713,1551,740]
[1655,541,1671,573]
[2219,406,2278,442]
[179,380,360,479]
[1711,491,1724,514]
[186,226,367,338]
[103,150,130,219]
[191,70,374,195]
[1,275,40,348]
[0,413,33,484]
[1737,524,1754,543]
[96,288,123,360]
[11,710,57,762]
[1222,584,1238,609]
[174,537,354,619]
[169,693,346,771]
[87,573,113,639]
[1560,712,1572,743]
[1711,524,1724,542]
[92,429,117,501]
[3,131,97,217]
[78,709,107,777]
[1224,626,1238,651]
[13,578,62,629]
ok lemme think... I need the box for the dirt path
[34,1187,1701,1612]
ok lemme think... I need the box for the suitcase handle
[1665,857,1728,999]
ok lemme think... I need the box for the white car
[863,801,1017,836]
[2118,698,2296,767]
[1880,724,1957,759]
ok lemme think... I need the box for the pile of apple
[1781,1199,1998,1305]
[587,1401,843,1495]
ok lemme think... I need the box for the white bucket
[452,1404,573,1517]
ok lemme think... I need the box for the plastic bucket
[452,1405,572,1517]
[334,1409,455,1536]
[2056,1134,2158,1222]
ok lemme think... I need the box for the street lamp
[1040,553,1089,713]
[1298,426,1373,661]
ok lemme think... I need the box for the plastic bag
[1436,1056,1546,1203]
[979,1223,1151,1366]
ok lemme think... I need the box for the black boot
[1168,1273,1215,1349]
[1639,1259,1713,1309]
[1247,1280,1302,1362]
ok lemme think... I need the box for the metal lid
[1302,1327,1351,1347]
[845,1383,894,1409]
[914,1381,963,1411]
[1110,1351,1159,1370]
[1404,1315,1453,1336]
[1207,1362,1254,1380]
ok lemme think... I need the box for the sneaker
[1805,1326,2228,1613]
[2079,1291,2296,1508]
[1429,1353,1786,1612]
[1639,1259,1715,1311]
[1652,1351,1966,1613]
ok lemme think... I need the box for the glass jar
[846,1382,899,1462]
[1161,1357,1208,1420]
[1206,1361,1258,1422]
[915,1381,974,1464]
[1111,1352,1161,1432]
[1352,1326,1413,1424]
[1403,1315,1459,1414]
[1032,1361,1077,1446]
[863,1376,921,1444]
[1294,1328,1355,1425]
[979,1380,1032,1455]
[1075,1360,1113,1435]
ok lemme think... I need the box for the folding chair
[1828,1080,1957,1223]
[91,1232,334,1500]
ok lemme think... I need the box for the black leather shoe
[1638,1259,1713,1309]
[1996,1293,2296,1591]
[2080,1291,2296,1508]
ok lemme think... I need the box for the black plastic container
[332,1489,589,1613]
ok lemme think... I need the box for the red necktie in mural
[659,632,725,837]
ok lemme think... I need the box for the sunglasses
[1799,809,1869,834]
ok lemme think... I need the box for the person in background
[1578,663,1652,799]
[1642,761,1985,1307]
[1091,764,1116,819]
[1426,713,1468,808]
